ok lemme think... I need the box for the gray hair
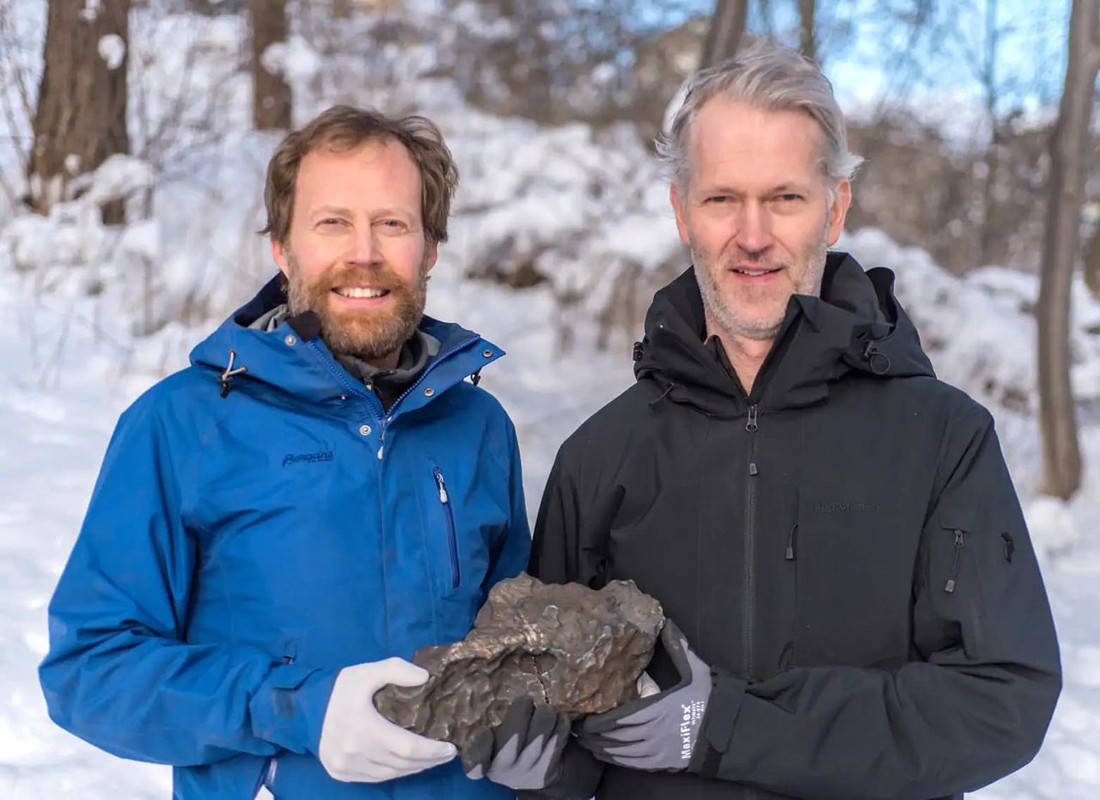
[657,39,863,196]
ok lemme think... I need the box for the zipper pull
[434,468,449,503]
[944,530,965,593]
[377,420,387,460]
[785,523,798,561]
[746,404,759,432]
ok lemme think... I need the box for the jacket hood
[188,275,503,409]
[634,252,934,416]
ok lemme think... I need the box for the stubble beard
[694,232,830,344]
[284,252,429,362]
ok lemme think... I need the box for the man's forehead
[295,139,422,205]
[691,97,823,143]
[685,99,824,176]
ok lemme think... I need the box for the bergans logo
[813,501,883,513]
[282,451,334,467]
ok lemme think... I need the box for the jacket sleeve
[484,417,532,591]
[524,444,610,799]
[528,442,613,588]
[690,405,1062,799]
[38,398,337,766]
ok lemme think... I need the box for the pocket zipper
[944,530,965,593]
[433,466,461,589]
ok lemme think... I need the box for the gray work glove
[464,696,571,790]
[319,658,457,782]
[576,619,711,772]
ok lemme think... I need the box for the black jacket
[529,253,1061,800]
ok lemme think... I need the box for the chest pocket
[792,496,917,668]
[419,460,500,603]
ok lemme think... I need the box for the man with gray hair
[527,39,1061,800]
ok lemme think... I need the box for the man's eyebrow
[695,184,743,197]
[308,205,354,219]
[769,183,811,194]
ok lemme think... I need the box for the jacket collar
[633,252,935,417]
[189,275,504,413]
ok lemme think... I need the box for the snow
[80,0,101,24]
[97,33,125,70]
[1,4,1099,799]
[261,36,322,86]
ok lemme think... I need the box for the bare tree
[28,0,131,223]
[1037,0,1099,499]
[249,0,292,130]
[701,0,749,69]
[1086,223,1100,297]
[798,0,816,63]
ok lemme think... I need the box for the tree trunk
[1085,223,1100,297]
[249,0,292,131]
[28,0,130,223]
[331,0,354,18]
[1036,0,1098,499]
[700,0,749,69]
[797,0,816,63]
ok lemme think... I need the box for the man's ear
[425,240,439,273]
[670,183,690,246]
[271,238,289,276]
[826,179,852,246]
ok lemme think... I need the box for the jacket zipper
[254,757,278,797]
[743,403,759,679]
[944,530,965,593]
[433,466,461,589]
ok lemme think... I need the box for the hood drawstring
[648,382,674,407]
[470,370,482,387]
[218,349,248,398]
[863,342,891,375]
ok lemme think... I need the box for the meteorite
[374,572,664,761]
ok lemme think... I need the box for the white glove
[318,657,457,783]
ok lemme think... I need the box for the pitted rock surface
[373,572,664,760]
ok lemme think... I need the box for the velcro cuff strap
[250,664,335,755]
[691,671,746,778]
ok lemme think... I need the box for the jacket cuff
[249,663,338,755]
[689,670,747,777]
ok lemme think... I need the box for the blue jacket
[40,279,530,800]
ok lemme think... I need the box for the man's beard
[284,254,429,362]
[694,231,829,343]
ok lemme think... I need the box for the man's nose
[735,203,773,254]
[346,226,382,266]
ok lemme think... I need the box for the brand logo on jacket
[813,501,883,513]
[282,451,334,467]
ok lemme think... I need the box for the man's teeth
[336,287,387,298]
[734,268,775,275]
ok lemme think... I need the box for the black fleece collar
[633,252,934,416]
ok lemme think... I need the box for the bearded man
[40,106,532,800]
[526,40,1061,800]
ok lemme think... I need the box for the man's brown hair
[262,104,459,247]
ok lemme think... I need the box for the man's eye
[378,219,408,233]
[774,194,803,203]
[704,196,731,204]
[318,218,345,227]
